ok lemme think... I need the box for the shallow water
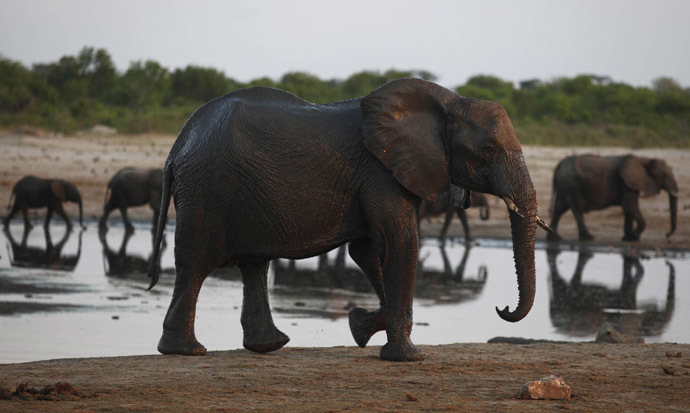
[1,222,688,364]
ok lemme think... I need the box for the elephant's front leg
[622,194,644,241]
[240,260,289,353]
[379,232,424,362]
[348,239,386,348]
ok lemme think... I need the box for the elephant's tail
[147,161,173,291]
[103,186,111,206]
[6,191,14,210]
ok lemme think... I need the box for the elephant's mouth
[449,184,472,209]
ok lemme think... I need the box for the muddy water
[1,222,688,364]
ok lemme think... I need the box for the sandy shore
[1,132,689,411]
[1,343,689,411]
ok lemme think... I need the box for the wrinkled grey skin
[418,192,490,244]
[99,167,165,233]
[3,176,84,230]
[548,154,678,241]
[147,78,542,362]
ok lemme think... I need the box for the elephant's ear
[361,78,454,202]
[620,156,660,196]
[50,180,66,201]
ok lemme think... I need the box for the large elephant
[3,176,84,230]
[146,78,549,362]
[98,167,165,233]
[418,192,490,243]
[547,154,678,241]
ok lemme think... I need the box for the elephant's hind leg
[547,194,568,241]
[157,249,210,356]
[347,239,386,348]
[240,260,289,353]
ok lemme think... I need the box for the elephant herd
[3,167,165,233]
[1,79,680,362]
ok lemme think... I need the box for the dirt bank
[1,343,689,412]
[1,132,688,250]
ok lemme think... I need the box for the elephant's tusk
[503,196,553,233]
[502,197,525,218]
[536,215,554,233]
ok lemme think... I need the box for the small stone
[406,393,418,401]
[55,381,83,397]
[516,375,572,400]
[665,351,683,358]
[662,366,676,375]
[40,384,57,395]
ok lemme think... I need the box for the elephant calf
[99,167,165,233]
[548,154,678,241]
[418,192,490,244]
[3,176,84,230]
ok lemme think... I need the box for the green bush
[1,47,688,147]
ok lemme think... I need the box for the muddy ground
[1,344,689,412]
[1,131,689,411]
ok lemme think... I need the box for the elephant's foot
[578,233,594,242]
[243,325,290,353]
[622,234,640,242]
[348,307,386,348]
[380,340,424,362]
[546,231,561,242]
[157,331,207,356]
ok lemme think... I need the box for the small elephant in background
[3,176,84,230]
[548,154,678,242]
[418,192,490,244]
[99,167,165,233]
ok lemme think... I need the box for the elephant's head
[51,180,84,228]
[361,78,547,322]
[620,156,678,238]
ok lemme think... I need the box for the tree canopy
[1,47,688,147]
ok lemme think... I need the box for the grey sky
[1,0,689,88]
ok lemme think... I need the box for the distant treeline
[1,46,689,147]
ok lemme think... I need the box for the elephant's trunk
[495,156,537,323]
[667,192,677,238]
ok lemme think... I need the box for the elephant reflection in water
[271,247,373,320]
[547,248,675,339]
[4,226,82,271]
[98,228,167,278]
[271,244,488,323]
[272,246,372,293]
[414,244,488,303]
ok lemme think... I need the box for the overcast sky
[1,0,689,88]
